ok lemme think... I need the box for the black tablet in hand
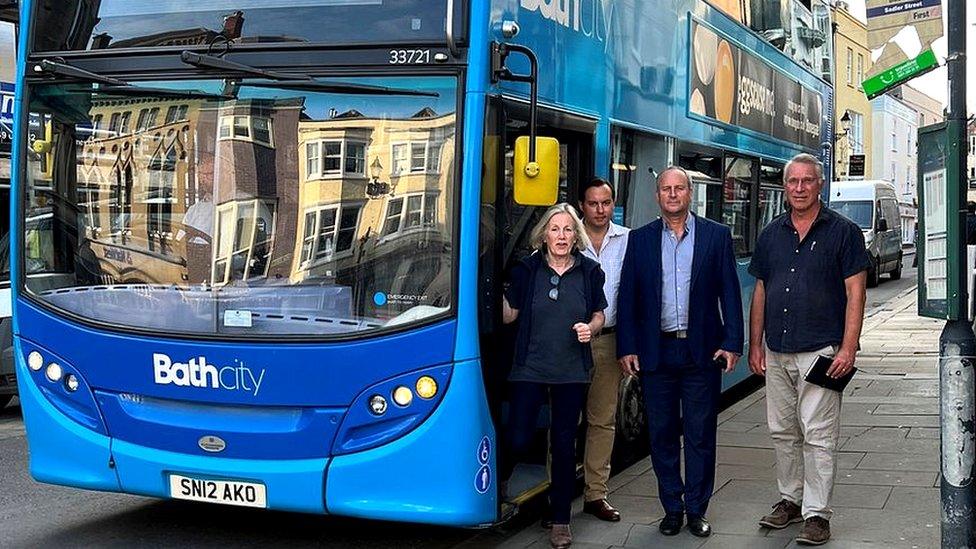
[805,355,856,392]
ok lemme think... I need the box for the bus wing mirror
[513,136,559,206]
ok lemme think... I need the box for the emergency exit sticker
[223,310,253,328]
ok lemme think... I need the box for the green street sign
[862,49,939,100]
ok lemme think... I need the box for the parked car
[829,180,904,287]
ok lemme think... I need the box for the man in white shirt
[579,177,630,522]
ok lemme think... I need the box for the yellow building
[831,2,873,180]
[79,97,208,284]
[291,110,455,319]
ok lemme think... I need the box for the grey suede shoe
[549,524,572,548]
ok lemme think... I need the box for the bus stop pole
[941,1,976,546]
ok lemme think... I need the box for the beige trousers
[765,344,843,520]
[584,332,623,502]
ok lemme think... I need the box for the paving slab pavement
[490,286,943,548]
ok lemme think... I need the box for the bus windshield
[32,0,455,52]
[830,200,872,230]
[22,75,458,338]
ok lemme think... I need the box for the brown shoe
[549,524,572,548]
[758,499,803,529]
[582,498,621,522]
[796,517,831,545]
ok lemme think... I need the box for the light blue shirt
[661,214,695,332]
[582,221,630,328]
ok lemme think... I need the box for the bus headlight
[369,394,387,415]
[416,376,437,399]
[21,344,107,434]
[64,374,80,392]
[46,362,63,382]
[28,351,44,371]
[392,386,413,407]
[332,364,452,456]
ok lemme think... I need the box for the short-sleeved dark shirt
[505,251,607,384]
[749,204,870,353]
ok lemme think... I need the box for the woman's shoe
[549,523,572,548]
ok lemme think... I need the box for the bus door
[478,97,595,509]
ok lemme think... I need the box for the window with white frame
[306,142,320,176]
[305,139,366,178]
[856,53,864,85]
[846,48,853,86]
[323,141,342,174]
[213,199,277,284]
[382,192,438,236]
[429,142,442,173]
[410,142,426,172]
[300,203,363,266]
[848,111,864,154]
[218,115,274,148]
[391,140,441,175]
[392,143,409,175]
[345,141,366,174]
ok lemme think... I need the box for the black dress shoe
[583,499,621,522]
[687,515,712,537]
[659,512,683,536]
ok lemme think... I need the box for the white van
[829,180,904,287]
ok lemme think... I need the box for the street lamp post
[940,1,975,546]
[835,110,852,180]
[366,157,390,199]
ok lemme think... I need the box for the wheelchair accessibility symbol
[477,436,491,465]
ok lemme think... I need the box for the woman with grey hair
[500,203,607,548]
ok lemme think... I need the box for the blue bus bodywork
[12,0,832,526]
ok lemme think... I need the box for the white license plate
[169,474,267,509]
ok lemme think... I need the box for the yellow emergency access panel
[513,136,560,206]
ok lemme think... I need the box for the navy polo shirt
[749,205,870,353]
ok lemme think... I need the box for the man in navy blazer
[617,166,744,538]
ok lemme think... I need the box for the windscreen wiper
[32,58,129,86]
[95,85,231,101]
[181,51,311,81]
[32,58,231,100]
[181,51,438,97]
[239,81,439,98]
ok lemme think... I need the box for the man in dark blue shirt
[748,153,869,546]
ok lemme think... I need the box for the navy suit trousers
[642,338,722,517]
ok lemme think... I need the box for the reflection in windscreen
[24,77,456,337]
[830,200,872,230]
[32,0,450,51]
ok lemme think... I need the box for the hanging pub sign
[689,18,823,151]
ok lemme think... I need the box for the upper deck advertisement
[689,19,822,151]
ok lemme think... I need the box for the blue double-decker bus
[12,0,832,526]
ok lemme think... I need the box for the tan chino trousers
[584,332,623,502]
[765,344,843,520]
